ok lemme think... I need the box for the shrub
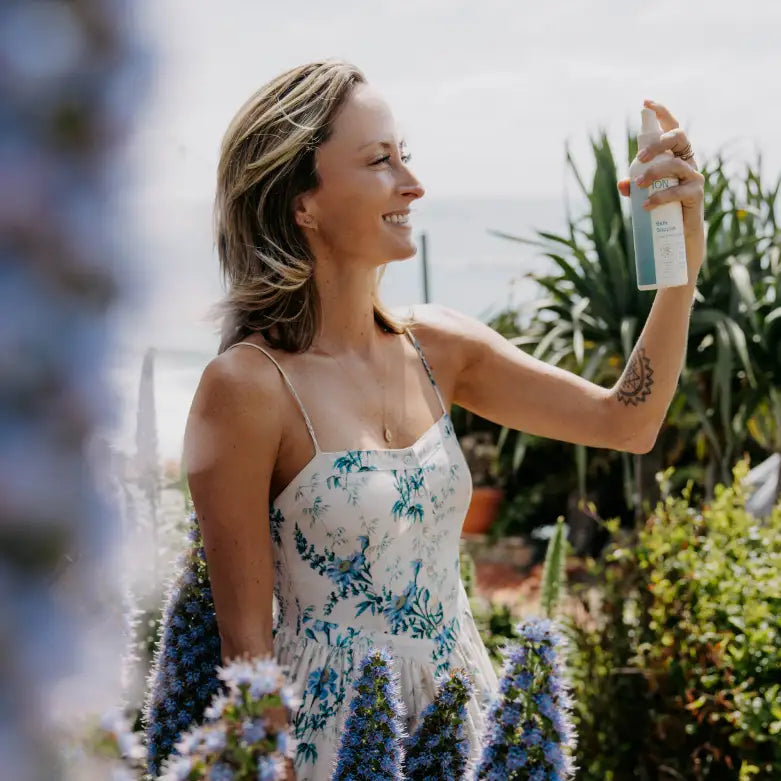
[566,459,781,780]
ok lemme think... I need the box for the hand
[617,99,705,282]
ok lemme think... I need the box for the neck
[309,254,389,360]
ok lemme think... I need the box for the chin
[384,240,418,263]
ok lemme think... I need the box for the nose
[400,172,425,202]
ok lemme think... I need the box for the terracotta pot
[461,486,504,535]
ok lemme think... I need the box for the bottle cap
[638,107,662,151]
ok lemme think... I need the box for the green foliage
[486,131,781,529]
[459,547,477,599]
[471,601,522,671]
[565,459,781,780]
[540,516,568,618]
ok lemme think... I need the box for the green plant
[678,154,781,497]
[564,458,781,780]
[459,547,477,598]
[488,131,650,507]
[489,133,781,516]
[539,516,568,618]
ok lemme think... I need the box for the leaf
[679,378,723,461]
[707,236,764,265]
[728,260,760,334]
[582,343,611,382]
[571,297,591,367]
[532,321,572,361]
[620,317,639,360]
[566,140,589,199]
[721,316,758,388]
[685,695,708,711]
[542,252,594,301]
[512,432,531,472]
[575,444,587,499]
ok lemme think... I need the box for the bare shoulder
[183,343,286,478]
[192,343,285,425]
[396,302,476,361]
[394,301,468,341]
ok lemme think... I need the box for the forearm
[610,279,697,450]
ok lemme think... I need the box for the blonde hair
[211,58,415,354]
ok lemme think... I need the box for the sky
[106,0,781,459]
[115,0,781,353]
[126,0,780,201]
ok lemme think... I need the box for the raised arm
[436,304,649,454]
[439,102,704,457]
[183,349,284,665]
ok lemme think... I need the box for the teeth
[382,213,409,225]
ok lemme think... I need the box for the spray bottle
[629,107,688,289]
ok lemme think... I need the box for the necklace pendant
[384,426,392,443]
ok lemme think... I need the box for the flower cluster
[474,617,578,780]
[142,511,224,776]
[56,704,148,781]
[331,646,408,780]
[98,706,149,769]
[402,667,473,780]
[0,0,149,776]
[158,654,300,781]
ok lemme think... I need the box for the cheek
[326,190,387,232]
[315,171,394,240]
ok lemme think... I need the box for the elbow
[628,426,658,455]
[629,438,653,455]
[603,394,657,454]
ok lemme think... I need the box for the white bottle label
[648,176,687,286]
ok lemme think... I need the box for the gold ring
[674,142,694,161]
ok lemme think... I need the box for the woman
[183,59,704,779]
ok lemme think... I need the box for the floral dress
[228,328,499,780]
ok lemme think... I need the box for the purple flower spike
[158,652,299,781]
[403,666,473,780]
[142,511,223,776]
[473,616,578,780]
[331,646,407,781]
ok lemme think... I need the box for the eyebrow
[359,138,408,151]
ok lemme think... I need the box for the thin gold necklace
[318,328,396,445]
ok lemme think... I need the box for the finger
[634,157,703,187]
[637,127,692,162]
[643,180,703,210]
[644,99,680,132]
[617,178,631,198]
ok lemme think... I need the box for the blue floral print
[228,328,499,780]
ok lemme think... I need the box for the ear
[292,193,315,229]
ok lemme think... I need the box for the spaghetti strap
[404,327,447,415]
[227,341,320,452]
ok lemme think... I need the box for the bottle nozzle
[641,108,660,135]
[637,107,662,151]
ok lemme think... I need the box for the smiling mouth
[382,213,411,227]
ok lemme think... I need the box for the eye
[372,152,413,166]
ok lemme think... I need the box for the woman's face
[298,82,425,265]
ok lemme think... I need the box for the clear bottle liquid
[629,108,688,290]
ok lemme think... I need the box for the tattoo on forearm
[616,343,654,406]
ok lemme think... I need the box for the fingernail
[638,148,651,161]
[634,175,645,185]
